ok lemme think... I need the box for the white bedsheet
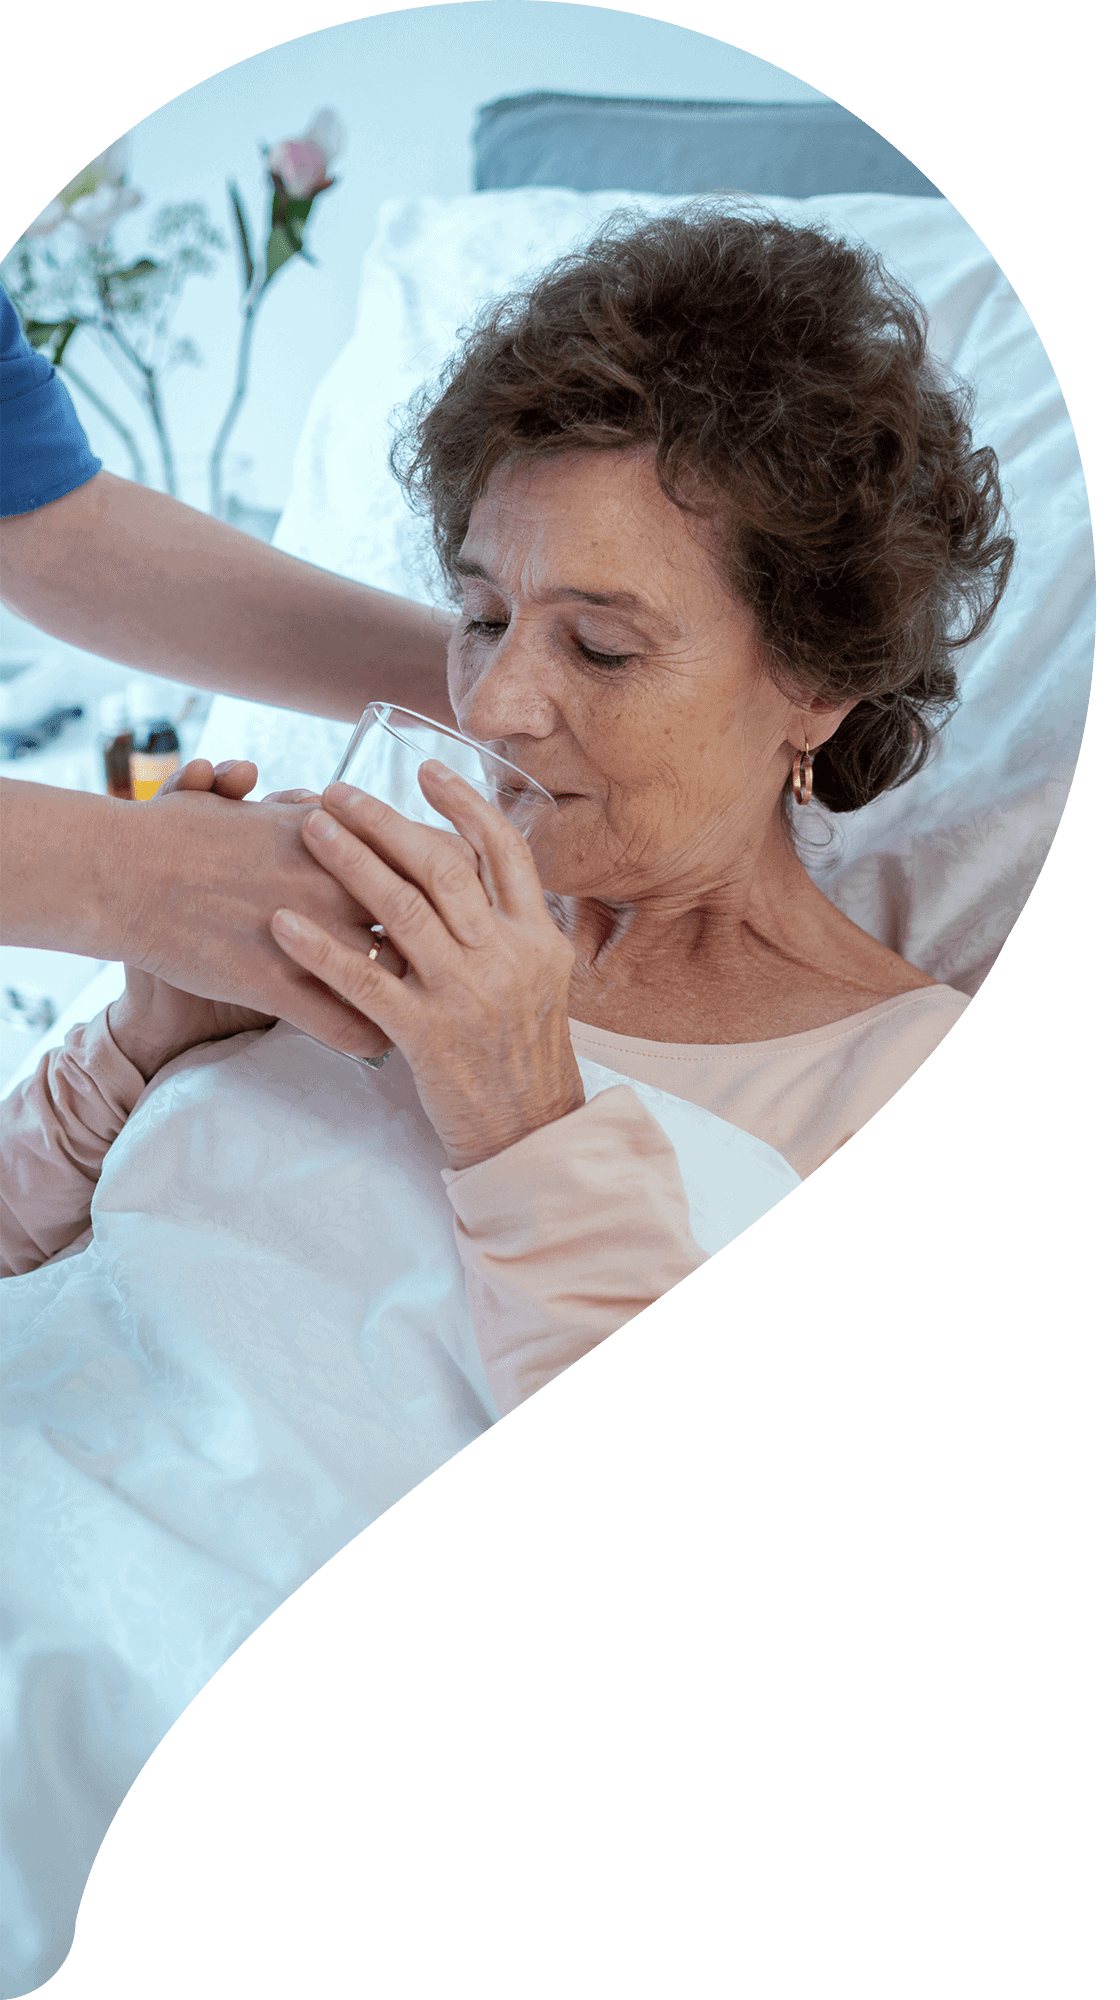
[0,1020,797,1993]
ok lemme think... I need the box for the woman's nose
[453,620,557,745]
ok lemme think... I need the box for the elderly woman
[2,206,1011,1404]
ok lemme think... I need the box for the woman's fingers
[319,781,482,889]
[415,760,550,916]
[261,894,406,1054]
[368,935,408,980]
[260,787,321,806]
[303,807,468,960]
[311,915,409,982]
[318,772,536,928]
[271,908,411,1040]
[304,792,492,955]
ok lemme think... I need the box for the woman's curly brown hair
[393,202,1015,813]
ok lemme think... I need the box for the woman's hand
[268,766,585,1170]
[107,758,405,1081]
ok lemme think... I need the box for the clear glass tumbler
[326,705,557,1070]
[330,703,556,842]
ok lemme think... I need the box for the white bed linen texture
[1,1020,797,1993]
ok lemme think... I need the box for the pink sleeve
[0,1008,146,1278]
[442,1084,706,1415]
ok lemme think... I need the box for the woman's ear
[791,694,861,753]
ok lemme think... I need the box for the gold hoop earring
[792,738,814,806]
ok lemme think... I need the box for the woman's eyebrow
[454,555,655,614]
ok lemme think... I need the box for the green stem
[143,368,178,499]
[101,309,178,499]
[58,359,150,486]
[209,297,261,520]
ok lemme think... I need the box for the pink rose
[266,109,345,200]
[267,140,330,200]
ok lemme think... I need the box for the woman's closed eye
[576,641,638,669]
[464,612,636,668]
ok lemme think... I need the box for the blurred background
[0,1,827,1083]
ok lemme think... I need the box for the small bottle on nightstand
[129,717,181,800]
[99,694,134,800]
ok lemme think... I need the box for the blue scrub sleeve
[0,283,102,517]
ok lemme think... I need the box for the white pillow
[197,188,1093,995]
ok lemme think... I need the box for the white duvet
[0,1022,797,1993]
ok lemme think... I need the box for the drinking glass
[330,703,556,842]
[325,706,557,1071]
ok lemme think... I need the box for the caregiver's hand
[269,768,585,1170]
[107,759,281,1080]
[109,759,409,1079]
[110,758,398,1064]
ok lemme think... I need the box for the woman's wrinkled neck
[546,801,816,983]
[545,892,635,963]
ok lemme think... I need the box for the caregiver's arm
[0,760,269,1275]
[0,763,401,1277]
[0,777,392,1058]
[0,471,457,725]
[442,1087,707,1415]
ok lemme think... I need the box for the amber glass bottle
[99,694,134,800]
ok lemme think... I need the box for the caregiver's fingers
[154,758,260,801]
[209,759,259,799]
[154,758,214,797]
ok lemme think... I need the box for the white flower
[22,137,143,243]
[24,199,67,240]
[67,183,143,243]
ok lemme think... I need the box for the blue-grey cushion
[473,93,940,199]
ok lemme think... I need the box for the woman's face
[447,450,820,907]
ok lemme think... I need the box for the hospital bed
[0,97,1095,1999]
[8,93,1094,1095]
